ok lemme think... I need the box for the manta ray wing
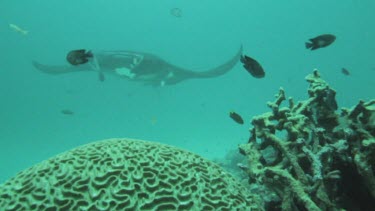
[32,61,91,75]
[163,46,243,85]
[32,46,242,85]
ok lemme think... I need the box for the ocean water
[0,0,374,184]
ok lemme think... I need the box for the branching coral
[239,70,375,210]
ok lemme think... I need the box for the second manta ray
[33,47,242,86]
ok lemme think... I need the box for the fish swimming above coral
[305,34,336,50]
[341,67,350,76]
[61,109,74,115]
[33,47,242,86]
[240,54,265,78]
[229,111,244,125]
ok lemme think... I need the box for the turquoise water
[0,0,374,183]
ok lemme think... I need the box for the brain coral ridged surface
[0,138,252,210]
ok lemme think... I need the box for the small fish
[66,49,93,65]
[305,34,336,50]
[9,23,28,35]
[170,8,182,18]
[98,72,105,82]
[341,68,350,76]
[229,111,244,125]
[61,109,74,115]
[240,54,265,78]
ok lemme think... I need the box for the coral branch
[240,69,375,210]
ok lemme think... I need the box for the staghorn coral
[0,138,262,210]
[239,70,375,210]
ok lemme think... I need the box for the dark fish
[240,55,265,78]
[229,111,244,125]
[341,68,350,76]
[305,34,336,50]
[66,49,93,65]
[61,109,74,115]
[170,8,182,17]
[99,72,105,81]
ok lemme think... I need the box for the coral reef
[239,70,375,210]
[0,138,261,210]
[1,70,373,211]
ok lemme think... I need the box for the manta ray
[32,47,242,86]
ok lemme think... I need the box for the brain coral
[0,138,254,210]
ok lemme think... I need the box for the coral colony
[239,70,375,210]
[0,139,257,210]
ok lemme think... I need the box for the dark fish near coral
[229,111,244,125]
[305,34,336,50]
[240,55,265,78]
[341,68,350,76]
[66,49,93,65]
[61,109,74,115]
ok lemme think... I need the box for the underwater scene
[1,0,375,210]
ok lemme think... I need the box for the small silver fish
[9,23,28,35]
